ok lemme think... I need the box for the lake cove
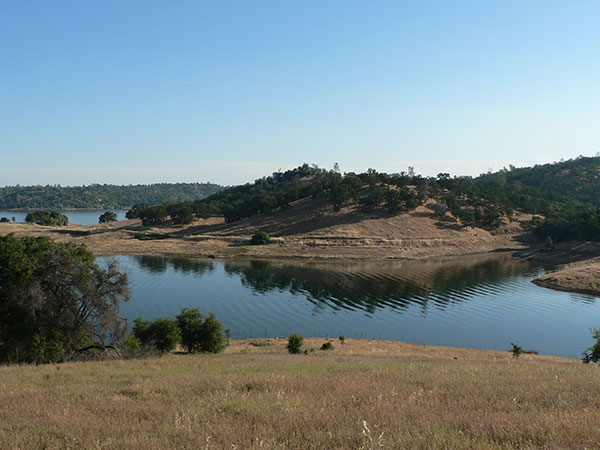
[111,253,600,358]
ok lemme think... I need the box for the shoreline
[2,218,600,296]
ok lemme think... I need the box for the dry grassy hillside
[0,339,597,449]
[0,197,537,260]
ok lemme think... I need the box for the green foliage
[0,234,130,364]
[138,205,169,226]
[251,231,271,245]
[134,318,181,354]
[287,333,304,354]
[198,313,228,353]
[25,211,69,226]
[123,334,143,356]
[0,183,222,209]
[135,310,228,355]
[0,217,9,223]
[510,342,522,359]
[320,341,334,351]
[544,235,554,250]
[176,308,204,353]
[99,211,118,224]
[168,204,194,225]
[339,335,345,345]
[582,328,600,363]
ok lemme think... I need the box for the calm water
[0,209,128,225]
[107,254,600,358]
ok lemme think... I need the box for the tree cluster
[131,309,228,355]
[25,211,69,226]
[0,183,222,209]
[0,235,129,364]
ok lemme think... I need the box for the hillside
[0,182,222,209]
[0,194,536,261]
[0,339,597,449]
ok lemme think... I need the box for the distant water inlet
[108,254,600,358]
[0,209,129,225]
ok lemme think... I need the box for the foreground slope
[0,339,598,449]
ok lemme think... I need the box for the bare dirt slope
[0,197,536,260]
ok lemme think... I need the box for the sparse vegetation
[287,333,304,354]
[320,341,334,350]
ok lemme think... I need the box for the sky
[1,1,599,186]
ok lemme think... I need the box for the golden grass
[1,339,598,449]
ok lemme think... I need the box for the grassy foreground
[1,339,599,449]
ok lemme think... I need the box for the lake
[0,209,129,225]
[107,253,600,358]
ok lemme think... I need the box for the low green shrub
[251,231,271,245]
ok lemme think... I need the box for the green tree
[99,211,118,224]
[149,319,181,354]
[176,308,204,353]
[0,234,129,364]
[199,313,228,353]
[287,333,303,354]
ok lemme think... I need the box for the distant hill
[131,157,600,243]
[0,183,222,209]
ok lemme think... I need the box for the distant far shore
[2,208,599,297]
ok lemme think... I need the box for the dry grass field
[1,339,598,449]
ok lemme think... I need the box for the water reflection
[117,254,600,357]
[135,255,215,275]
[133,254,537,315]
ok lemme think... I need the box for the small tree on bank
[287,334,303,354]
[99,211,118,224]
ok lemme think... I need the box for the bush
[320,341,334,351]
[99,211,118,224]
[339,335,345,345]
[199,313,228,353]
[510,342,522,358]
[287,333,303,354]
[133,317,180,354]
[123,334,143,357]
[0,217,9,223]
[251,231,271,245]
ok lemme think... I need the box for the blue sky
[1,1,598,186]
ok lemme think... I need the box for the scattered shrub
[510,342,522,358]
[339,335,345,345]
[321,341,334,351]
[287,333,304,354]
[251,231,271,245]
[0,217,9,223]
